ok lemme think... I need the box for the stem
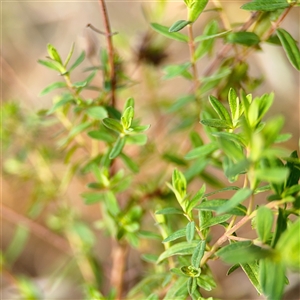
[111,242,128,300]
[187,24,199,94]
[98,0,116,107]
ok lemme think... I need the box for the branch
[98,0,117,107]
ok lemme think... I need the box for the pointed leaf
[209,95,232,122]
[200,214,231,230]
[163,228,186,243]
[186,221,195,243]
[157,241,199,263]
[200,119,232,129]
[185,143,218,160]
[109,136,126,159]
[255,206,274,243]
[39,81,67,96]
[69,51,85,72]
[102,118,123,133]
[85,106,108,120]
[216,188,252,214]
[169,20,191,32]
[241,262,262,295]
[241,0,290,12]
[276,28,300,70]
[191,240,206,268]
[151,23,189,42]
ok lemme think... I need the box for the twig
[188,24,199,93]
[111,242,128,300]
[98,0,117,107]
[2,205,70,254]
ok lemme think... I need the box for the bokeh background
[2,1,300,299]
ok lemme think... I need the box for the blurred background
[2,1,299,299]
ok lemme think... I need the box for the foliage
[2,0,300,299]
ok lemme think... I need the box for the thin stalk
[98,0,116,107]
[187,24,199,94]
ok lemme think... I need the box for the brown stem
[188,24,199,93]
[111,242,128,300]
[98,0,116,107]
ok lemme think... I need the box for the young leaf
[157,241,199,263]
[102,118,123,133]
[191,240,206,268]
[186,221,195,243]
[187,0,209,23]
[39,81,67,96]
[216,188,252,214]
[169,20,191,32]
[121,106,134,129]
[119,153,139,173]
[187,185,206,213]
[47,43,62,64]
[69,51,85,72]
[64,42,75,67]
[109,136,126,159]
[276,28,300,70]
[209,95,232,123]
[255,206,274,243]
[150,23,189,43]
[38,59,65,73]
[85,106,108,120]
[228,88,239,124]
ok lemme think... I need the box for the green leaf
[109,136,126,159]
[87,130,115,143]
[46,94,74,115]
[255,206,274,243]
[187,277,197,295]
[228,88,239,125]
[119,153,139,173]
[184,143,218,160]
[204,186,240,197]
[82,192,105,205]
[212,132,246,147]
[172,169,187,203]
[186,221,195,243]
[200,119,232,129]
[276,28,300,70]
[163,228,186,243]
[217,241,272,264]
[187,0,209,22]
[69,51,85,72]
[240,262,262,295]
[155,207,183,215]
[194,30,231,43]
[126,134,147,145]
[169,20,192,32]
[124,97,135,110]
[138,231,161,240]
[38,59,65,73]
[64,42,75,67]
[200,214,231,230]
[69,121,91,138]
[191,240,206,268]
[85,106,108,120]
[157,241,199,263]
[163,63,192,80]
[151,23,189,43]
[209,95,232,123]
[121,106,134,129]
[226,32,260,46]
[241,0,290,12]
[47,43,62,64]
[276,219,300,271]
[39,81,67,96]
[102,118,123,133]
[259,259,286,300]
[254,168,289,183]
[196,199,247,216]
[187,185,206,214]
[216,188,252,214]
[181,266,200,278]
